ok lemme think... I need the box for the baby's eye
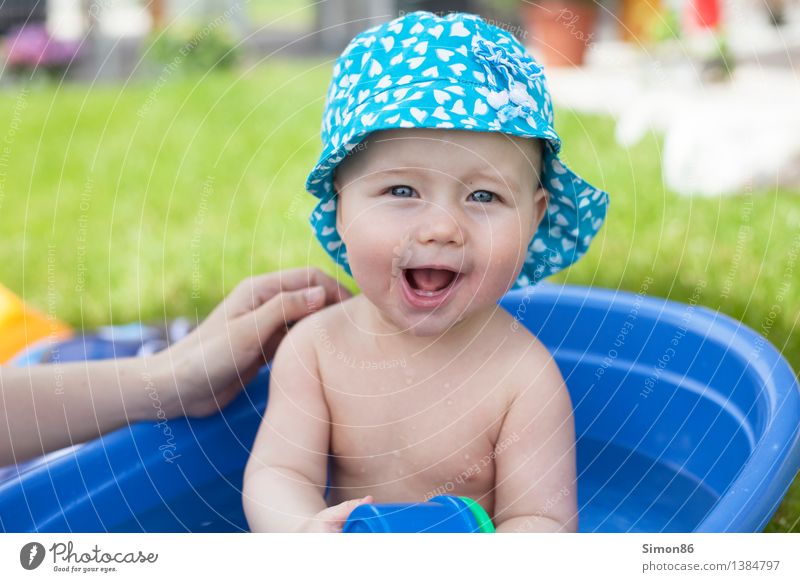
[468,190,496,203]
[389,185,416,198]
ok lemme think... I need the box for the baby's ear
[533,182,549,227]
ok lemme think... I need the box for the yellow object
[0,285,71,363]
[621,0,663,43]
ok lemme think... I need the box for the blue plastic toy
[343,495,495,533]
[0,284,798,532]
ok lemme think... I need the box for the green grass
[248,0,315,29]
[1,61,799,531]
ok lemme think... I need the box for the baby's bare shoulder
[490,308,550,355]
[489,309,563,395]
[287,294,360,348]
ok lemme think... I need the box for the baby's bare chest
[319,352,511,495]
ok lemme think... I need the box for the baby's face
[334,128,546,337]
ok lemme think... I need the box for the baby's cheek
[475,229,531,292]
[344,222,396,279]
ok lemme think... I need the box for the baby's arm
[243,317,369,532]
[492,341,579,533]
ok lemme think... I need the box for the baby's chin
[401,310,470,337]
[388,309,471,338]
[357,285,469,337]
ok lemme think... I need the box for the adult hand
[150,268,351,418]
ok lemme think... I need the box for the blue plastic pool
[1,284,798,532]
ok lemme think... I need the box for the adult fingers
[209,268,351,325]
[267,268,352,306]
[231,286,327,349]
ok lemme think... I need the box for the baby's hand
[299,496,374,533]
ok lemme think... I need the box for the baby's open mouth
[403,268,459,297]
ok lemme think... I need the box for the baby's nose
[414,204,464,247]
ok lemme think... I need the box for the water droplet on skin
[406,378,413,385]
[444,382,450,388]
[446,399,453,406]
[464,453,470,460]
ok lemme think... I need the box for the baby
[243,11,608,533]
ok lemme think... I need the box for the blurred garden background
[1,0,799,530]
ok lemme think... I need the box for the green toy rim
[458,496,496,533]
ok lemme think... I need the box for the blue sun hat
[306,11,609,287]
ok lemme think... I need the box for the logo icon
[20,542,46,570]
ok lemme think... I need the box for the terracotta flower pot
[520,0,599,67]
